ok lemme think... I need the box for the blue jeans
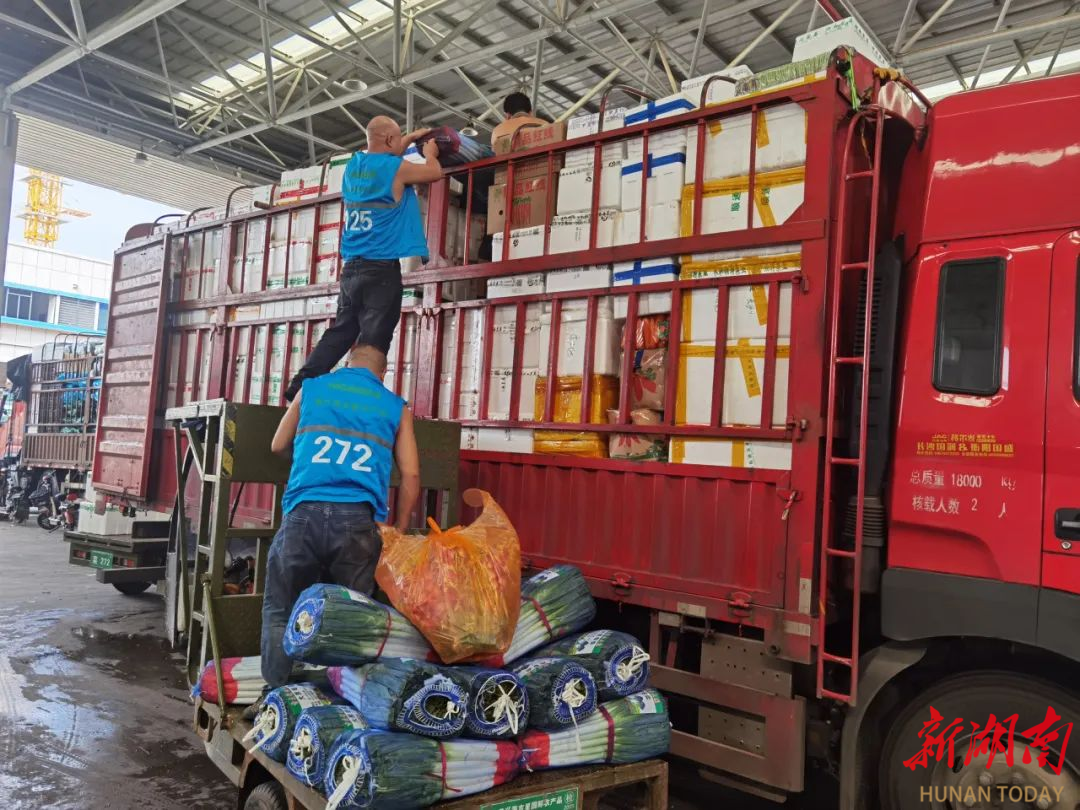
[260,501,382,688]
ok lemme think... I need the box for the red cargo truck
[92,51,1080,809]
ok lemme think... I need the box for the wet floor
[0,521,233,810]
[0,520,823,810]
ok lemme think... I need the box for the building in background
[1,242,109,361]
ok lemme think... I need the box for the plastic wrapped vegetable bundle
[376,489,521,664]
[511,657,598,731]
[283,583,433,666]
[242,683,335,762]
[327,658,470,738]
[520,689,670,770]
[323,730,520,810]
[457,667,529,740]
[536,630,650,701]
[287,705,368,791]
[481,565,597,666]
[193,656,266,705]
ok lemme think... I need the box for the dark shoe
[241,685,271,721]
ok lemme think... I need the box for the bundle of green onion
[511,657,597,731]
[327,658,471,738]
[519,689,670,770]
[323,729,520,810]
[457,667,529,740]
[536,630,650,700]
[287,705,368,791]
[242,683,336,762]
[283,584,433,666]
[481,566,597,666]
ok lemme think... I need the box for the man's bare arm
[393,407,421,531]
[396,139,442,187]
[401,127,432,148]
[271,393,301,457]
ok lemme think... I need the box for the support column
[0,109,19,305]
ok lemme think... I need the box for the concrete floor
[0,520,823,810]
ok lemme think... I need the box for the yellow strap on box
[671,438,685,463]
[725,339,792,398]
[679,275,771,342]
[680,167,806,236]
[756,113,770,149]
[732,440,746,468]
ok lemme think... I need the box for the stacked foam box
[487,304,542,421]
[669,245,798,470]
[545,266,612,294]
[384,313,419,400]
[791,17,889,66]
[549,209,618,254]
[538,297,619,379]
[438,307,483,422]
[565,107,628,168]
[618,94,695,245]
[611,257,679,319]
[679,66,754,107]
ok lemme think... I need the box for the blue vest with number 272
[340,152,429,262]
[282,367,404,521]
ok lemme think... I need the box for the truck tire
[112,581,151,595]
[879,671,1080,809]
[244,782,288,810]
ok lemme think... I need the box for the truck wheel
[112,581,151,595]
[244,782,288,810]
[879,671,1080,809]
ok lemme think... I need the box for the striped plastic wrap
[535,630,650,700]
[457,667,529,740]
[323,729,520,810]
[520,689,670,771]
[242,683,336,762]
[511,657,598,731]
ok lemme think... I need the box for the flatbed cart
[64,519,170,595]
[194,699,669,810]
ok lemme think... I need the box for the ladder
[816,104,886,706]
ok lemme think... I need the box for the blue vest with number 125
[282,367,404,521]
[340,152,429,262]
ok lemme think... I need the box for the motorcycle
[3,464,31,524]
[31,470,74,531]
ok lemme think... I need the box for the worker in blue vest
[284,116,443,402]
[261,342,421,688]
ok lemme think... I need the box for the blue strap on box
[625,97,695,126]
[613,260,679,284]
[620,152,687,177]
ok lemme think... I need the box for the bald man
[285,117,442,402]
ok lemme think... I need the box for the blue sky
[7,165,179,261]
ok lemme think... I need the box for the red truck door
[1042,231,1080,594]
[888,238,1051,587]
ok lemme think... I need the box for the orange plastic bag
[376,489,521,664]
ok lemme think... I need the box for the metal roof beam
[257,0,277,121]
[748,8,796,55]
[729,0,807,67]
[900,0,959,54]
[31,0,80,44]
[69,0,87,43]
[903,7,1080,61]
[5,0,191,97]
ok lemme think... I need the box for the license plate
[89,550,113,569]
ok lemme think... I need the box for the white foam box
[685,102,808,184]
[689,170,806,234]
[78,499,135,536]
[546,265,612,294]
[620,151,686,210]
[679,246,800,342]
[566,143,626,168]
[567,107,628,139]
[384,360,415,399]
[647,200,681,241]
[625,94,696,128]
[387,315,418,364]
[669,437,792,470]
[625,128,689,164]
[276,165,324,205]
[679,66,755,106]
[438,377,480,420]
[324,153,353,192]
[487,368,539,421]
[492,304,542,368]
[549,210,617,254]
[462,427,534,453]
[492,225,545,260]
[486,273,546,299]
[538,308,620,376]
[676,339,790,427]
[441,307,483,373]
[556,162,622,215]
[612,257,677,319]
[793,16,889,67]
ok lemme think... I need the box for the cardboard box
[549,210,618,254]
[556,162,622,215]
[620,151,687,210]
[492,226,545,260]
[680,167,806,234]
[793,16,889,66]
[669,437,792,469]
[486,272,546,299]
[675,338,790,427]
[493,121,567,187]
[534,375,619,423]
[539,308,620,377]
[488,175,556,235]
[546,265,612,294]
[679,66,754,106]
[680,246,800,342]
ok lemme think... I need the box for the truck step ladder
[816,103,887,706]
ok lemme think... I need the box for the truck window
[933,258,1005,396]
